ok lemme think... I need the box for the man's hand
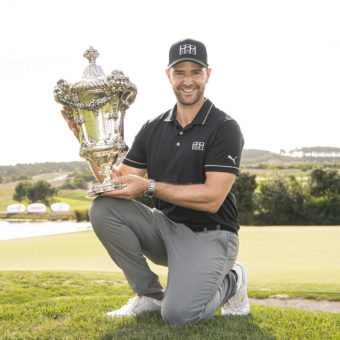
[101,175,149,200]
[60,106,80,141]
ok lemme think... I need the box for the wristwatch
[144,179,156,197]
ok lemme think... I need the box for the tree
[27,180,57,207]
[304,168,340,224]
[13,181,32,202]
[305,195,340,225]
[232,172,257,213]
[232,172,258,225]
[62,170,95,190]
[13,180,57,207]
[256,175,306,225]
[310,168,340,197]
[72,176,87,189]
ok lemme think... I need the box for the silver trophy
[54,47,137,197]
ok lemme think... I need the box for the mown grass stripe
[1,294,339,339]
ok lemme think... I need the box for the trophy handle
[66,105,75,122]
[118,86,137,139]
[119,110,126,139]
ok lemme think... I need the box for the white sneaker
[106,295,162,318]
[221,262,250,316]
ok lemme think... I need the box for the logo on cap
[179,44,197,56]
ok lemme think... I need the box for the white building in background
[289,149,340,158]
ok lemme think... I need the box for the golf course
[1,225,339,339]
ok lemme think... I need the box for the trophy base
[86,182,126,198]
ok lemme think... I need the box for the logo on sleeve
[227,155,238,165]
[192,142,205,151]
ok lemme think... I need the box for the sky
[1,0,340,166]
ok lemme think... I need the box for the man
[61,38,249,325]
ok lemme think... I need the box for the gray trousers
[89,196,238,325]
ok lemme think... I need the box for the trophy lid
[71,46,107,91]
[54,47,137,110]
[82,46,105,80]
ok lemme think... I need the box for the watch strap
[144,179,156,197]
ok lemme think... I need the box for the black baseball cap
[168,39,208,69]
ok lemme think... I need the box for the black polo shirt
[123,99,244,233]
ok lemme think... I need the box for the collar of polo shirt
[165,98,215,127]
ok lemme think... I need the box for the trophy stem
[102,165,112,184]
[86,165,125,198]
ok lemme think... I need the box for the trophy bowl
[54,47,137,197]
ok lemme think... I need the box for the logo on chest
[192,141,205,151]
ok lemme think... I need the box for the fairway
[237,226,340,297]
[1,226,339,299]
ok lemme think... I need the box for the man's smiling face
[167,61,211,106]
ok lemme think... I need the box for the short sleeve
[123,123,148,169]
[204,119,244,175]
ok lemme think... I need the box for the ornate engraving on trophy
[54,47,137,197]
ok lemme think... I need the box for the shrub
[255,175,306,225]
[74,209,90,222]
[310,168,340,197]
[232,172,257,213]
[135,195,154,208]
[61,170,95,190]
[304,195,340,225]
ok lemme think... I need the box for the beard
[173,85,205,106]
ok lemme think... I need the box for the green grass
[1,227,339,300]
[0,272,339,339]
[238,226,340,300]
[243,169,312,189]
[0,186,16,212]
[54,189,92,210]
[0,230,168,280]
[0,271,131,305]
[1,227,340,338]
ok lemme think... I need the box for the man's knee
[89,196,108,221]
[89,196,120,231]
[161,302,203,326]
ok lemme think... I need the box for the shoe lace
[127,296,144,311]
[227,295,237,309]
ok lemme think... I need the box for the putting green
[1,226,339,294]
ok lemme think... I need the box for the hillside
[0,146,339,180]
[241,149,295,165]
[241,147,340,165]
[0,161,88,184]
